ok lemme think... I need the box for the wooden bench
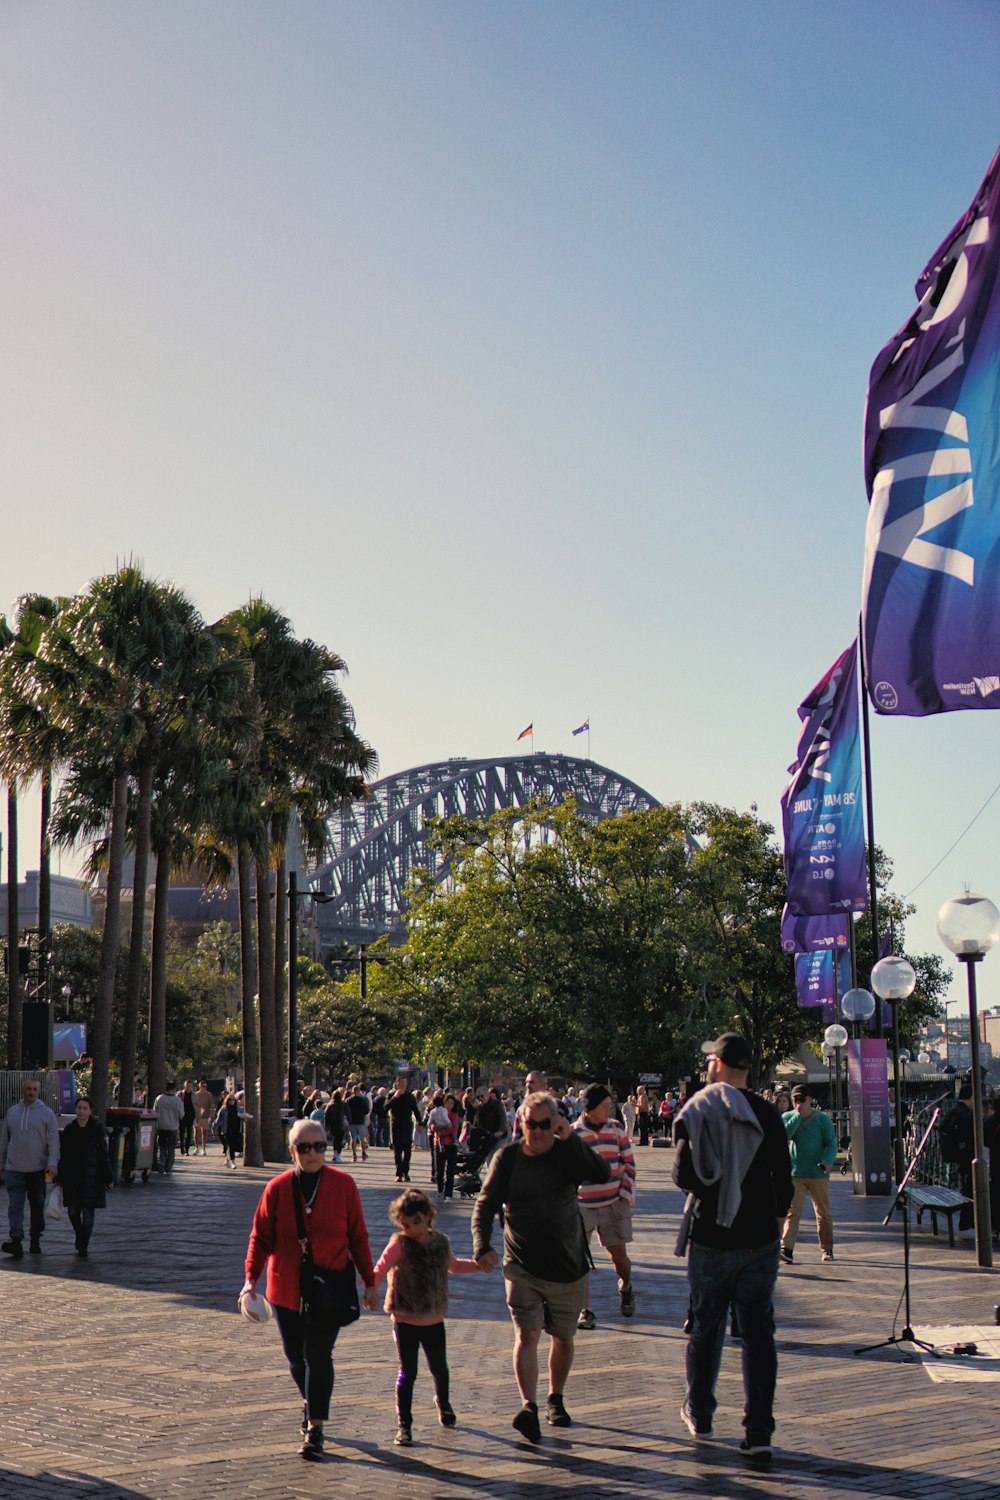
[904,1183,971,1247]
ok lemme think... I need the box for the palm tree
[27,566,186,1118]
[219,602,375,1161]
[0,596,70,1063]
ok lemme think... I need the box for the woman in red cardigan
[242,1117,376,1461]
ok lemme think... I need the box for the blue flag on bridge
[781,642,868,917]
[862,147,1000,716]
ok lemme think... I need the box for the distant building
[0,871,92,931]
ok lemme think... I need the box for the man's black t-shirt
[673,1089,793,1250]
[386,1091,420,1138]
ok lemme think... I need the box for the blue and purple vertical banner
[863,147,1000,717]
[794,949,851,1027]
[781,905,850,955]
[847,1038,892,1196]
[781,642,868,917]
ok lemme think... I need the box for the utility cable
[902,777,1000,900]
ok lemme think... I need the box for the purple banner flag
[794,949,851,1014]
[863,147,1000,716]
[781,642,867,916]
[781,904,850,955]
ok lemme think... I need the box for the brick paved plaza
[0,1140,994,1500]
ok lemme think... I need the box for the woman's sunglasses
[294,1140,326,1153]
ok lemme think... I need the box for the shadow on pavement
[0,1471,151,1500]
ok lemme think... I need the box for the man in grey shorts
[574,1083,637,1329]
[471,1091,610,1443]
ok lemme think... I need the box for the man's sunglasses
[294,1140,326,1154]
[525,1118,553,1131]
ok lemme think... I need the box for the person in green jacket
[779,1086,838,1264]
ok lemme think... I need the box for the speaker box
[21,1002,50,1069]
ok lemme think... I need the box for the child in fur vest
[371,1187,482,1446]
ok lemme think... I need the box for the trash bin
[106,1108,158,1183]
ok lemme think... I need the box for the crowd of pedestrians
[8,1045,986,1473]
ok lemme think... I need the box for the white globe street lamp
[937,890,1000,1268]
[871,955,916,1186]
[824,1023,849,1121]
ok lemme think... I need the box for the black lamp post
[287,873,333,1111]
[871,955,916,1186]
[937,889,999,1269]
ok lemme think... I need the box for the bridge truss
[311,753,659,949]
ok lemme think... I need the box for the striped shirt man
[574,1095,636,1207]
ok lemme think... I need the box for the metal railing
[902,1096,960,1189]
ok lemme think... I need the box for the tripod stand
[854,1108,942,1360]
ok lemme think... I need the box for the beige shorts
[503,1261,588,1340]
[579,1199,633,1248]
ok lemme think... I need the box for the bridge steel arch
[311,753,660,950]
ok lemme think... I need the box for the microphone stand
[854,1108,942,1360]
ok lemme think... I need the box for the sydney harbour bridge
[311,753,659,952]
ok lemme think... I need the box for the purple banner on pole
[781,905,850,955]
[781,642,867,916]
[863,148,1000,717]
[847,1038,892,1195]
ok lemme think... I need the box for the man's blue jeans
[6,1168,47,1242]
[686,1239,780,1440]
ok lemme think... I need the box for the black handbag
[291,1175,361,1325]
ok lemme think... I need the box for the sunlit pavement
[0,1140,994,1499]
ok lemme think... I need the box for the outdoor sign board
[847,1038,892,1196]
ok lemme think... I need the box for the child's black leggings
[394,1319,449,1426]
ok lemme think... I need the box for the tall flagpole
[858,618,882,1038]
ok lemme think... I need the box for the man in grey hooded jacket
[0,1078,60,1258]
[673,1034,792,1462]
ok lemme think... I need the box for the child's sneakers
[436,1400,457,1427]
[394,1424,412,1446]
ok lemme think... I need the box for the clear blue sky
[1,2,998,1011]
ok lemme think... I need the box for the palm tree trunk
[91,766,129,1120]
[120,755,154,1105]
[273,846,287,1102]
[145,832,172,1104]
[255,855,283,1161]
[237,841,263,1167]
[6,785,20,1067]
[38,771,51,1001]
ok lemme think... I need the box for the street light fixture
[936,889,1000,1269]
[287,872,334,1115]
[841,987,876,1040]
[824,1022,848,1120]
[871,955,917,1186]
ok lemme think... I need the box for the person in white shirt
[153,1088,185,1175]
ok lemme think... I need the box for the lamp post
[824,1022,848,1122]
[287,873,333,1114]
[841,986,876,1040]
[871,955,916,1186]
[936,889,1000,1269]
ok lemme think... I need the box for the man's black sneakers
[512,1403,541,1444]
[1,1239,23,1261]
[680,1404,712,1440]
[545,1393,571,1427]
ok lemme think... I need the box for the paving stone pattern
[0,1140,994,1499]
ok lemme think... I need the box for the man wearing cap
[780,1086,838,1264]
[574,1083,637,1329]
[471,1091,611,1444]
[673,1033,792,1463]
